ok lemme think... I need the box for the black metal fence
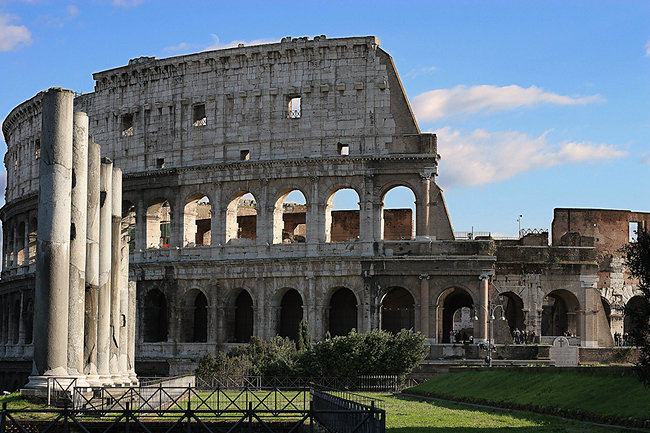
[1,386,386,433]
[196,375,422,392]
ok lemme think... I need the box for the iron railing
[196,375,416,392]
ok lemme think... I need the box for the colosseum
[0,35,646,389]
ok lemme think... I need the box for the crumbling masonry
[0,36,644,386]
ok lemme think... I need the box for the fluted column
[127,280,138,384]
[27,88,74,388]
[476,273,490,344]
[67,112,89,385]
[84,139,101,385]
[109,167,122,384]
[97,158,113,385]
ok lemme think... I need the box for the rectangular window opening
[193,104,207,127]
[288,96,301,119]
[157,158,165,169]
[121,114,134,137]
[338,142,350,156]
[240,150,250,161]
[629,222,638,242]
[35,139,40,159]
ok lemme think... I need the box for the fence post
[309,400,314,433]
[125,402,130,433]
[370,401,376,433]
[248,402,253,433]
[186,398,191,433]
[63,401,69,433]
[47,378,51,407]
[1,402,7,433]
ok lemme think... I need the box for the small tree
[622,227,650,386]
[297,320,312,353]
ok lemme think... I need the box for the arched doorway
[273,189,307,244]
[146,199,171,248]
[184,194,211,247]
[226,192,257,243]
[541,290,580,337]
[502,292,525,333]
[381,287,415,334]
[601,297,611,326]
[624,295,645,345]
[143,289,168,342]
[234,290,254,343]
[180,290,207,343]
[439,287,473,343]
[326,188,360,242]
[328,288,357,336]
[381,186,416,240]
[279,289,303,341]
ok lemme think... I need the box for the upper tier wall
[2,35,435,204]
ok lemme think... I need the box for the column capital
[418,274,430,280]
[419,167,437,182]
[479,270,495,280]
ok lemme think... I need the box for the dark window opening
[193,104,207,127]
[143,289,168,342]
[234,290,254,343]
[279,289,303,342]
[288,97,301,119]
[337,142,349,156]
[240,150,250,161]
[329,288,357,336]
[157,158,165,169]
[35,139,40,159]
[121,114,134,137]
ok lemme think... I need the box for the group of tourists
[613,331,634,346]
[512,328,536,344]
[449,330,471,343]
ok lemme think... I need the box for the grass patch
[371,393,616,432]
[408,369,650,422]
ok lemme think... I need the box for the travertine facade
[0,36,624,385]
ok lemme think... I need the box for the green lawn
[375,393,616,433]
[407,369,650,422]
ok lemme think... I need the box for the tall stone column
[127,280,138,384]
[476,274,490,344]
[118,229,129,384]
[67,112,89,385]
[84,139,101,385]
[110,167,123,384]
[419,275,430,338]
[97,158,113,385]
[27,88,74,388]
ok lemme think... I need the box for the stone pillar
[97,158,113,385]
[84,139,101,385]
[110,167,123,384]
[135,197,146,251]
[22,218,29,266]
[17,291,25,346]
[27,88,74,388]
[476,274,490,344]
[419,275,430,338]
[118,219,130,383]
[127,280,138,384]
[67,112,89,384]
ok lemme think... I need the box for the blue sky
[1,0,648,236]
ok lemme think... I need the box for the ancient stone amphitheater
[2,35,644,388]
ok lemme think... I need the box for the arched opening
[11,299,20,344]
[381,287,415,334]
[234,290,254,343]
[624,295,646,345]
[122,201,136,252]
[7,225,14,266]
[601,297,611,326]
[28,217,37,263]
[143,289,168,342]
[16,221,25,265]
[541,290,580,337]
[23,298,33,344]
[381,186,416,240]
[326,188,360,242]
[226,192,257,244]
[328,288,357,336]
[502,292,525,333]
[273,190,307,244]
[439,287,473,343]
[181,290,208,342]
[184,194,211,247]
[146,199,171,248]
[279,289,303,341]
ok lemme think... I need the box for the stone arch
[143,288,168,342]
[28,216,37,263]
[16,220,25,265]
[23,298,33,344]
[501,291,525,333]
[231,289,254,343]
[437,286,474,343]
[381,287,415,334]
[380,185,416,240]
[541,289,580,337]
[122,200,136,252]
[624,295,645,345]
[601,296,611,326]
[226,191,257,244]
[278,288,303,341]
[183,192,212,247]
[272,188,307,244]
[180,289,208,342]
[327,287,358,336]
[325,187,360,242]
[146,198,171,248]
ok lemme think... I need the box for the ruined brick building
[0,36,645,388]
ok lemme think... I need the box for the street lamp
[474,297,506,367]
[517,214,523,237]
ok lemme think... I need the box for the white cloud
[402,65,437,79]
[435,126,627,188]
[164,42,190,52]
[67,5,80,19]
[113,0,146,7]
[0,14,31,52]
[204,34,278,51]
[412,84,603,121]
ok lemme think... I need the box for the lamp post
[517,214,523,238]
[474,296,506,367]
